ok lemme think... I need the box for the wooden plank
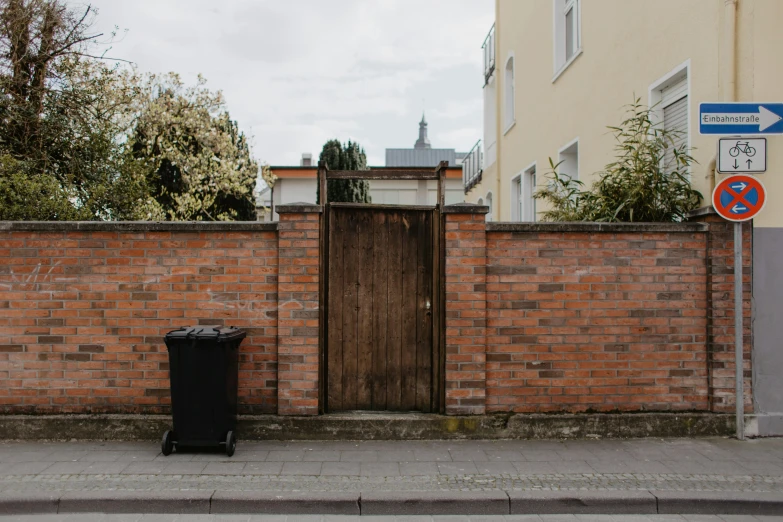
[329,203,436,211]
[371,211,389,410]
[340,210,359,411]
[437,162,447,209]
[356,210,374,410]
[431,209,442,413]
[385,211,403,411]
[319,163,327,205]
[327,170,439,181]
[416,211,433,412]
[400,210,419,411]
[318,201,328,414]
[326,207,343,411]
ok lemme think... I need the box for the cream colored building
[462,0,783,435]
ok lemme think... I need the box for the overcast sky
[73,0,494,167]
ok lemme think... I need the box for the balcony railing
[482,24,495,86]
[463,140,483,194]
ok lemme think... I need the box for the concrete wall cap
[442,203,490,214]
[0,221,277,232]
[487,222,709,233]
[276,203,323,214]
[685,206,718,219]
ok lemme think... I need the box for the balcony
[463,140,483,194]
[483,24,495,86]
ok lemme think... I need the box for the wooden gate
[319,165,447,413]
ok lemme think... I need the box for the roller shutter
[662,76,688,171]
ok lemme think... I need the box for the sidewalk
[1,438,782,516]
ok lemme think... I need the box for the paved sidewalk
[1,438,782,515]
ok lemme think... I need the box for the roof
[268,165,463,179]
[385,148,461,167]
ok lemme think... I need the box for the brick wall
[484,222,713,413]
[444,207,488,415]
[0,223,278,415]
[0,208,754,419]
[275,206,321,416]
[702,215,753,413]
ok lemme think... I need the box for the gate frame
[318,161,449,414]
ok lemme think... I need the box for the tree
[316,139,371,204]
[534,100,702,222]
[0,0,158,220]
[130,74,259,221]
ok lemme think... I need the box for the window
[504,55,515,132]
[558,140,579,181]
[649,62,690,173]
[512,164,537,222]
[553,0,581,79]
[485,192,493,222]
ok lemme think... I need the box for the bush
[535,100,702,222]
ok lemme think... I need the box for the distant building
[260,117,467,221]
[385,114,468,167]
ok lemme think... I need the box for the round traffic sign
[712,174,766,222]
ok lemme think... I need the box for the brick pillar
[276,203,322,416]
[691,209,753,413]
[443,203,489,415]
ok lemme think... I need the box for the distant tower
[414,113,432,150]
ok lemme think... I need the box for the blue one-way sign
[700,103,783,135]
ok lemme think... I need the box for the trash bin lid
[165,326,246,343]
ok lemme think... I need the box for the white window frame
[511,175,522,222]
[511,162,538,223]
[485,192,494,222]
[525,163,537,223]
[558,138,580,181]
[648,59,691,175]
[552,0,582,82]
[503,52,516,135]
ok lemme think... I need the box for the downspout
[495,0,502,221]
[710,0,739,193]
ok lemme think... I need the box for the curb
[210,491,359,515]
[360,491,509,515]
[509,490,658,514]
[654,491,783,516]
[0,490,781,515]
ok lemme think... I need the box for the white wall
[269,178,464,221]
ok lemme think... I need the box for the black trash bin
[161,326,245,457]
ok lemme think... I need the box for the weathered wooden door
[326,204,438,412]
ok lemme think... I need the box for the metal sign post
[734,221,744,441]
[712,174,767,440]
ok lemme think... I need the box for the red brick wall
[275,207,321,416]
[703,216,753,413]
[484,223,713,413]
[444,210,488,415]
[0,224,278,415]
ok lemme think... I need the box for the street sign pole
[734,222,744,441]
[711,174,766,441]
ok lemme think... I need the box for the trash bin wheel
[161,430,174,456]
[225,431,236,457]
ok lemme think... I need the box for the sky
[71,0,494,167]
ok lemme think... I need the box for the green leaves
[316,139,372,204]
[130,74,259,221]
[534,99,702,223]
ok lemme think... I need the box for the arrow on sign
[702,106,783,132]
[747,160,753,169]
[732,204,748,213]
[734,160,739,169]
[730,182,747,192]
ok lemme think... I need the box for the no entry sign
[712,174,767,222]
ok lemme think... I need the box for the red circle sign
[712,174,766,222]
